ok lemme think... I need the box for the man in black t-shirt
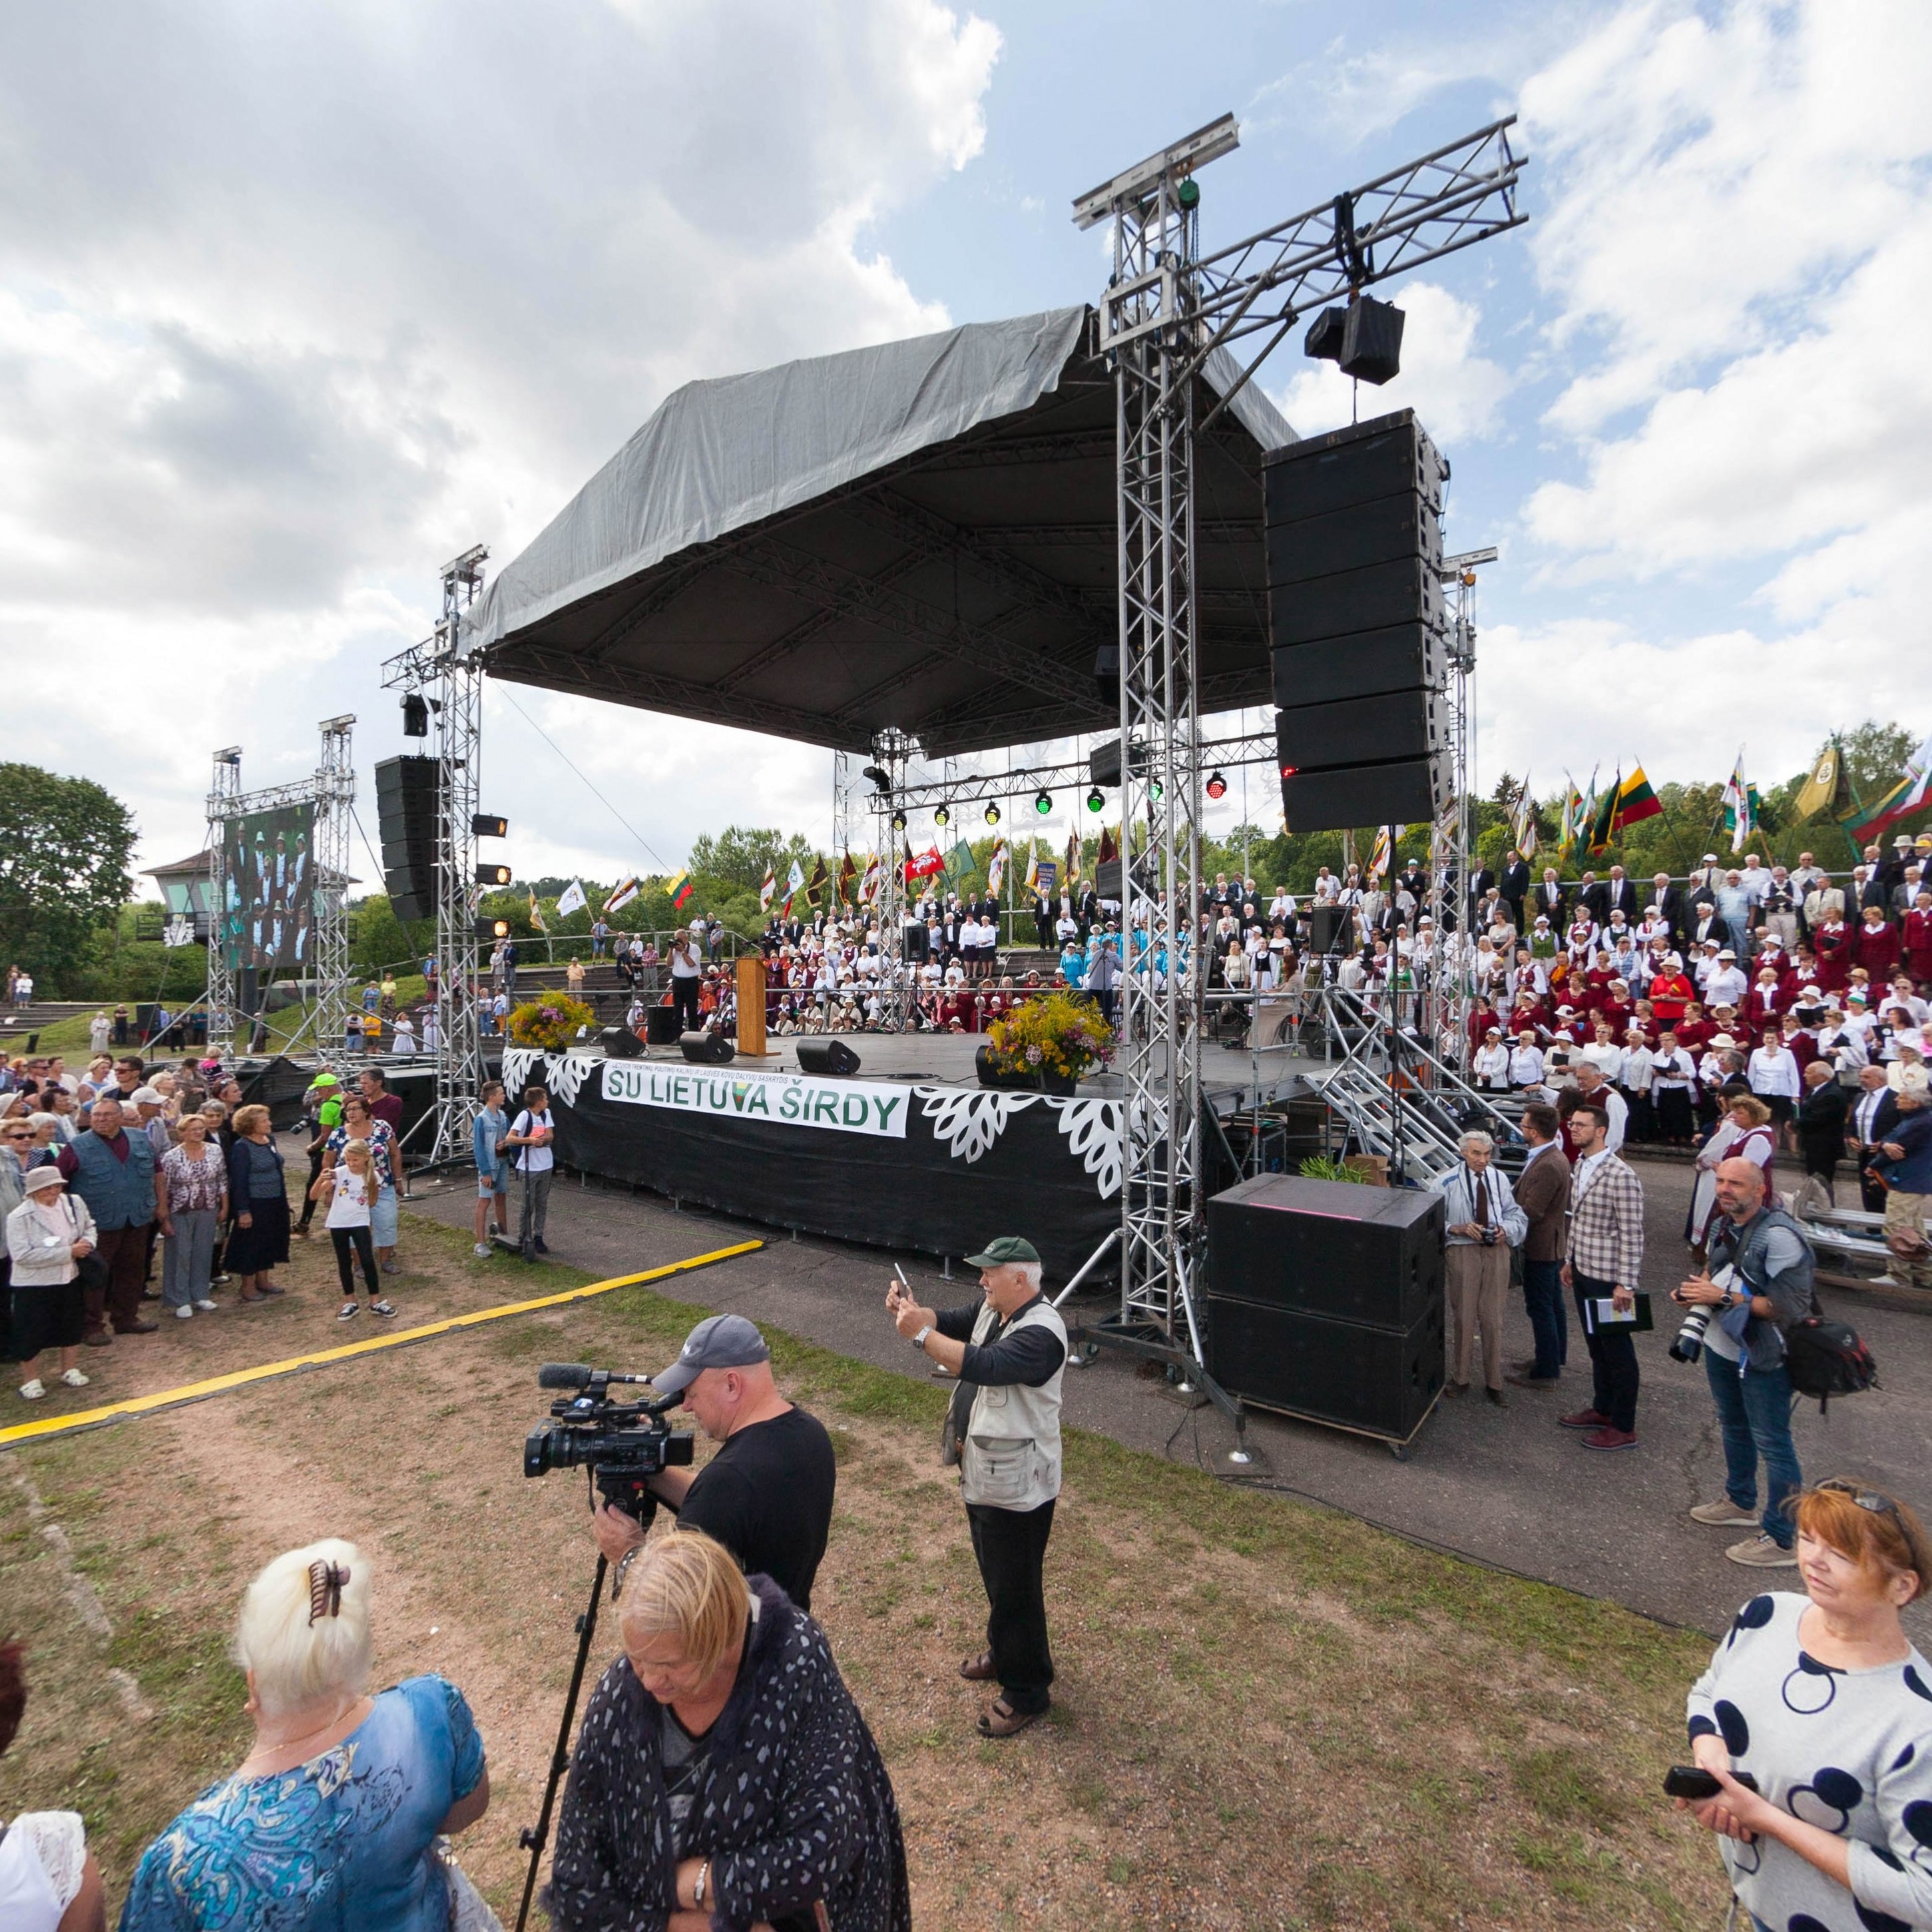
[592,1313,836,1612]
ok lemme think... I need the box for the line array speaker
[1263,411,1449,834]
[373,756,443,924]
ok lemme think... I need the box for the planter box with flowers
[975,991,1114,1094]
[507,993,597,1053]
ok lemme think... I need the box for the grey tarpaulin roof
[475,306,1294,758]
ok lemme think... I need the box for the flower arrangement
[507,993,597,1052]
[982,991,1116,1087]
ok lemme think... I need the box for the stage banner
[221,803,317,971]
[601,1060,911,1138]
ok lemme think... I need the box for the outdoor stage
[493,1033,1326,1279]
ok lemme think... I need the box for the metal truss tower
[1429,549,1494,1068]
[313,716,358,1063]
[383,545,489,1163]
[1073,114,1525,1353]
[204,748,244,1051]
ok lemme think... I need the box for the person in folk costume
[1566,912,1600,973]
[1903,887,1932,987]
[1528,914,1561,962]
[1854,903,1903,981]
[1687,1092,1778,1258]
[1811,905,1853,991]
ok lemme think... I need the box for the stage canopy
[472,306,1294,760]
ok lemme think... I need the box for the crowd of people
[0,1054,421,1397]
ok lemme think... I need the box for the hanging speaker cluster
[1264,410,1450,832]
[1303,294,1406,386]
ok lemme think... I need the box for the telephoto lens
[1668,1304,1712,1365]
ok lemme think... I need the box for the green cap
[964,1236,1041,1268]
[311,1073,342,1088]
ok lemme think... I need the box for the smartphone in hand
[1663,1765,1758,1801]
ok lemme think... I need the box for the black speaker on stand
[679,1031,735,1066]
[600,1026,646,1060]
[795,1039,861,1077]
[644,1005,682,1047]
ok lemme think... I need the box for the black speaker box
[1202,1296,1444,1440]
[1207,1174,1444,1329]
[1263,409,1447,525]
[644,1005,682,1046]
[1339,294,1405,385]
[902,923,931,963]
[600,1025,646,1060]
[680,1031,735,1065]
[1276,688,1443,773]
[1272,625,1443,709]
[1268,554,1445,649]
[1264,491,1441,586]
[795,1039,861,1077]
[1281,754,1449,834]
[374,756,443,917]
[1305,904,1351,955]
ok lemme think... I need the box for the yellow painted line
[0,1240,764,1450]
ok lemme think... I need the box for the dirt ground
[0,1200,1733,1930]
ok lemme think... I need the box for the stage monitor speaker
[1280,754,1449,834]
[795,1039,861,1077]
[644,1005,682,1046]
[1275,688,1442,773]
[1208,1174,1444,1330]
[1273,624,1441,710]
[1305,904,1350,955]
[1202,1296,1443,1441]
[600,1026,646,1060]
[902,922,931,963]
[679,1031,735,1065]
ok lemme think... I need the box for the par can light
[1034,791,1053,815]
[1206,771,1227,800]
[1087,788,1105,814]
[984,802,1001,826]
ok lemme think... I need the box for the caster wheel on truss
[1387,1441,1409,1463]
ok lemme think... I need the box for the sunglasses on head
[1816,1477,1899,1518]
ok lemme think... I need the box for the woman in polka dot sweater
[547,1531,909,1932]
[1681,1480,1932,1932]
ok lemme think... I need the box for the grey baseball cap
[651,1313,771,1394]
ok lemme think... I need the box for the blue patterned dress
[119,1675,485,1932]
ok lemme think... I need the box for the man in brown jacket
[1507,1102,1571,1390]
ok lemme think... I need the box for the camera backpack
[1783,1317,1877,1411]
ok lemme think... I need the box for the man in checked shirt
[1559,1092,1647,1452]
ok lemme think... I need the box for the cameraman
[591,1314,836,1612]
[1674,1157,1818,1569]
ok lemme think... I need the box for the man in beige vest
[888,1235,1066,1739]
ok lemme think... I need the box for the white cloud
[1,0,1000,875]
[1508,0,1932,774]
[1267,280,1512,446]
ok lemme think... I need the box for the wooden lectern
[735,955,771,1056]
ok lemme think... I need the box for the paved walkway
[399,1158,1931,1637]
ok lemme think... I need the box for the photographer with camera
[591,1315,836,1613]
[1437,1131,1528,1405]
[1674,1157,1819,1569]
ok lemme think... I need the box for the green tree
[0,764,136,996]
[1833,721,1917,810]
[686,827,816,894]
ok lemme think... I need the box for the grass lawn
[0,1208,1732,1930]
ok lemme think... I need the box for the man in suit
[1587,865,1640,925]
[1650,872,1690,945]
[1689,900,1724,953]
[1848,1063,1898,1214]
[1467,861,1497,918]
[1534,867,1567,925]
[1499,849,1531,931]
[1397,861,1429,907]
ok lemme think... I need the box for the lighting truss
[1076,115,1527,1368]
[382,545,489,1164]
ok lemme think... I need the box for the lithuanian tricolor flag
[1612,765,1663,832]
[665,869,694,911]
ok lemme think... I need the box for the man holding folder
[1559,1092,1646,1452]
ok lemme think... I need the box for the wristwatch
[911,1325,931,1351]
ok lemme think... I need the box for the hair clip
[308,1560,350,1624]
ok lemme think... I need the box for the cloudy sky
[4,0,1927,891]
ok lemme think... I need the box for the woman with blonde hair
[549,1531,908,1932]
[1679,1481,1932,1932]
[121,1539,489,1931]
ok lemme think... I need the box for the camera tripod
[513,1469,659,1932]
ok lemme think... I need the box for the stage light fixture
[983,802,1001,826]
[891,809,907,830]
[861,764,891,794]
[401,693,430,738]
[471,813,508,840]
[491,918,511,939]
[1087,788,1105,814]
[1034,791,1053,815]
[934,806,950,828]
[1206,771,1227,800]
[475,863,513,887]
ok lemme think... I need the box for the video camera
[523,1363,696,1528]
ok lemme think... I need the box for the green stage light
[891,809,907,830]
[1034,791,1053,815]
[934,806,949,827]
[1087,788,1104,814]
